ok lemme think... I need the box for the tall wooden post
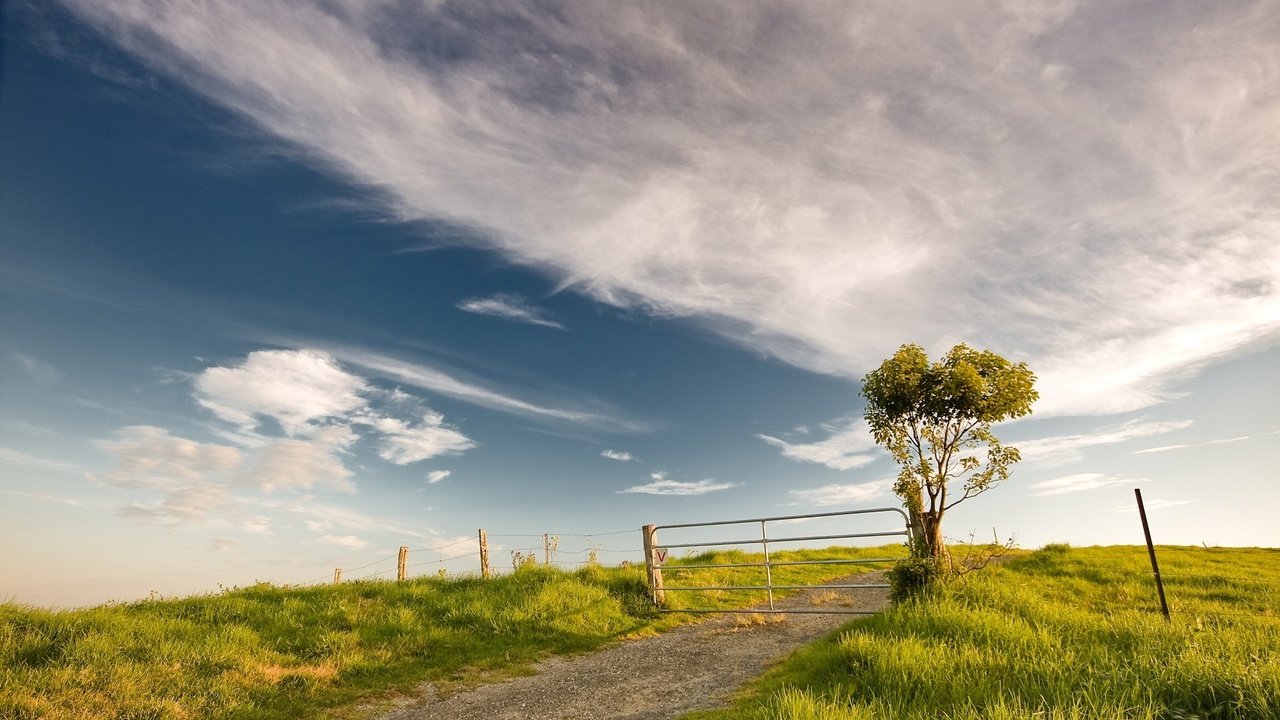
[397,546,409,581]
[333,568,342,585]
[543,533,551,565]
[1135,489,1171,622]
[478,528,491,579]
[642,524,666,604]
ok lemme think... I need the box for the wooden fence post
[333,568,342,585]
[397,546,408,581]
[478,528,491,579]
[543,533,551,565]
[1135,488,1171,622]
[642,524,666,604]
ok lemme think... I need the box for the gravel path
[379,573,888,720]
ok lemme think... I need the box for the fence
[642,507,912,613]
[296,528,644,586]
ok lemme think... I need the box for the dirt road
[379,573,888,720]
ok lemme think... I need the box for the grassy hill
[686,545,1280,720]
[1,546,894,719]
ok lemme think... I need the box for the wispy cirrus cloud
[1134,429,1280,455]
[1107,498,1196,513]
[426,469,451,484]
[0,447,85,475]
[759,417,879,471]
[1028,473,1148,497]
[600,449,634,462]
[457,293,565,330]
[619,471,737,496]
[326,346,648,432]
[52,1,1280,417]
[1017,419,1193,466]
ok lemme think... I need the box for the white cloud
[601,449,634,462]
[320,534,368,549]
[57,1,1280,417]
[328,345,644,430]
[789,480,894,507]
[1133,429,1280,454]
[370,414,474,465]
[194,349,366,435]
[619,472,737,496]
[759,418,879,471]
[1017,419,1193,466]
[0,447,84,474]
[1029,473,1148,497]
[94,425,357,526]
[1107,498,1197,513]
[457,293,565,329]
[426,469,451,484]
[242,425,357,493]
[95,425,244,490]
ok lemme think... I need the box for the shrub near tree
[862,343,1037,587]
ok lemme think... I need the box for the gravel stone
[380,572,889,720]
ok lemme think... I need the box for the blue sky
[2,1,1278,608]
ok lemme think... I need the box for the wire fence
[296,527,649,587]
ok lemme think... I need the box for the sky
[2,0,1278,608]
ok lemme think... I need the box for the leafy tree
[862,343,1037,562]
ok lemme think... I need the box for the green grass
[0,547,891,719]
[685,545,1280,720]
[659,545,903,612]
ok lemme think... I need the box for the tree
[862,343,1037,562]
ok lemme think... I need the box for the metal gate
[642,507,911,614]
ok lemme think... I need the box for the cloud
[320,534,368,549]
[1133,429,1280,454]
[426,469,451,484]
[1107,498,1197,513]
[1029,473,1148,497]
[194,349,367,435]
[457,293,565,329]
[193,348,476,465]
[95,425,245,490]
[243,425,357,493]
[789,480,894,507]
[1017,419,1193,466]
[56,1,1280,417]
[759,418,879,471]
[619,471,737,496]
[9,352,58,383]
[93,425,356,526]
[600,449,634,462]
[329,346,645,430]
[369,413,474,465]
[0,447,84,474]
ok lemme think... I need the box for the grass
[685,545,1280,720]
[0,546,892,719]
[659,545,903,612]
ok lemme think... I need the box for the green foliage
[886,555,946,603]
[688,545,1280,720]
[862,343,1037,559]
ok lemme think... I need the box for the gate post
[642,524,666,604]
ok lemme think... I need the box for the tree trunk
[921,511,946,562]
